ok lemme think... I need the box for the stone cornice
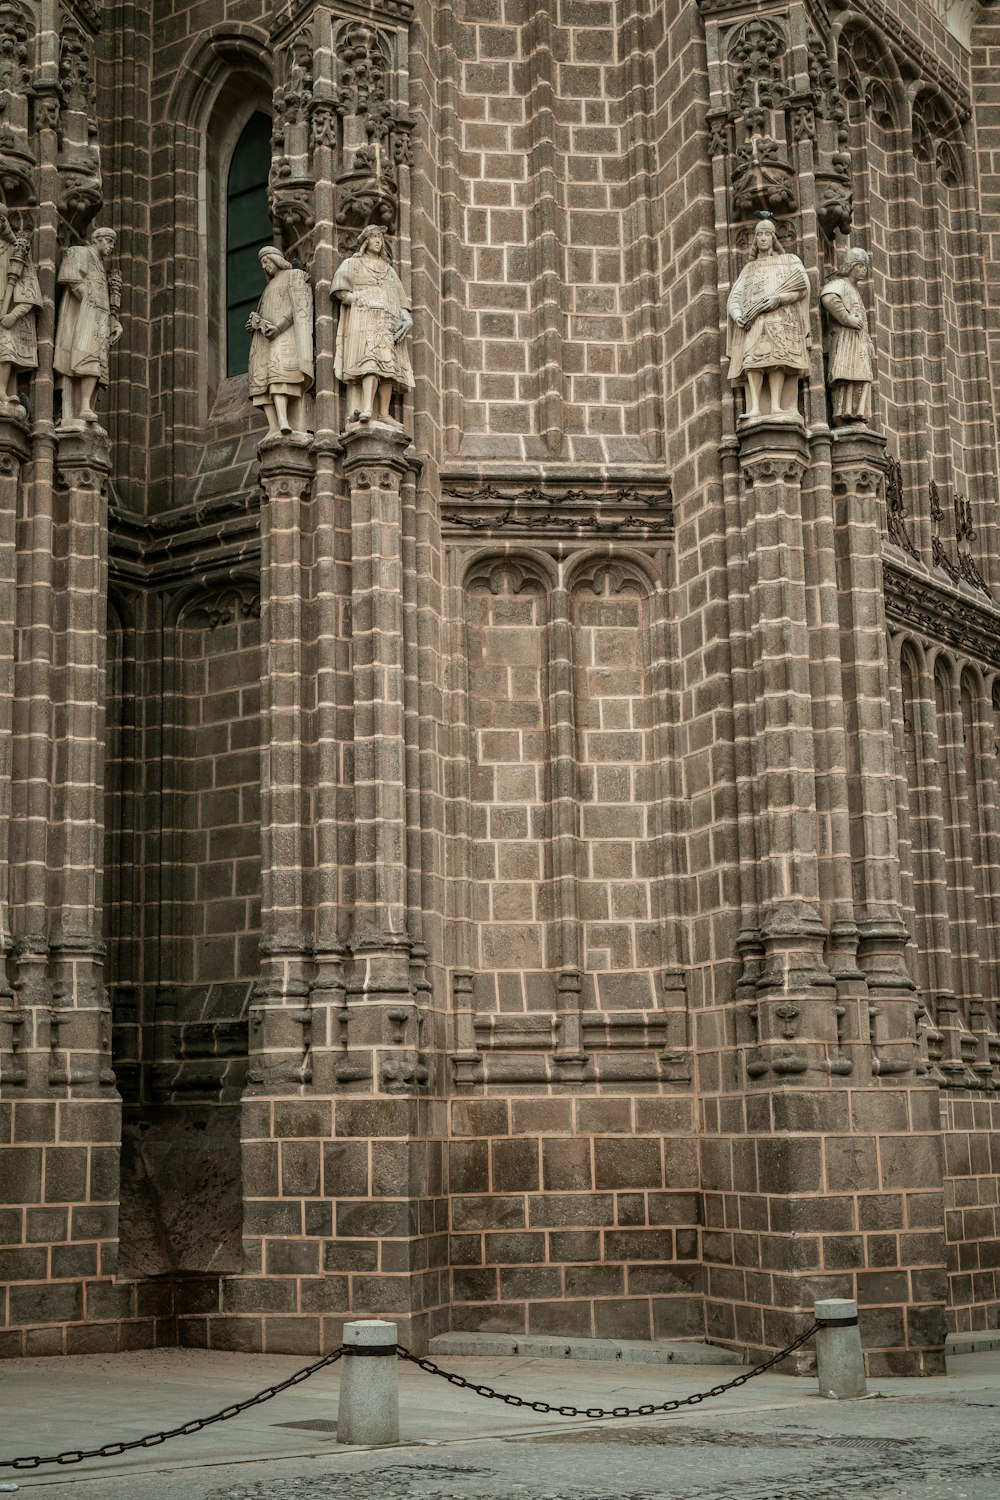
[441,473,674,539]
[884,557,1000,669]
[108,493,260,589]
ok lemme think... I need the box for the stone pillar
[247,434,315,1093]
[48,429,117,1096]
[831,426,919,1077]
[0,417,29,1092]
[340,426,422,1073]
[738,423,839,1077]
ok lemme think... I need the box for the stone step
[428,1333,745,1366]
[946,1331,1000,1356]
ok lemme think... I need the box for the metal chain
[0,1347,344,1471]
[396,1323,820,1420]
[0,1321,820,1471]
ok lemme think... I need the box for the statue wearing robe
[332,227,414,425]
[821,250,875,426]
[246,247,314,437]
[727,220,810,421]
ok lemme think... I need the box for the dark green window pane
[228,243,268,307]
[228,111,272,196]
[228,190,273,254]
[226,111,272,376]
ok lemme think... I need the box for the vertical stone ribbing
[250,436,314,1092]
[831,428,916,1076]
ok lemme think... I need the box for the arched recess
[458,553,556,1021]
[151,25,272,482]
[565,555,668,1009]
[836,22,922,538]
[910,84,999,587]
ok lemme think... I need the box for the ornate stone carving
[883,454,919,559]
[0,2,29,138]
[821,247,876,427]
[272,22,312,152]
[727,220,810,424]
[332,226,413,427]
[247,245,314,437]
[0,209,38,412]
[728,19,789,130]
[954,493,990,597]
[54,227,121,428]
[731,134,797,220]
[331,20,414,236]
[464,557,547,597]
[57,22,102,231]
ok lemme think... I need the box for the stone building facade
[0,0,999,1377]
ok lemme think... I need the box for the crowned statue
[821,247,876,427]
[332,226,414,427]
[247,245,314,437]
[727,219,811,423]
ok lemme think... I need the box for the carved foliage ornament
[332,19,414,235]
[728,19,789,131]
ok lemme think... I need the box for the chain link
[0,1321,820,1471]
[396,1323,820,1420]
[0,1347,344,1471]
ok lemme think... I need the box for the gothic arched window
[225,111,272,377]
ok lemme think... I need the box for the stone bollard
[814,1298,867,1399]
[336,1318,400,1444]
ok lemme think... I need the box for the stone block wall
[3,0,1000,1371]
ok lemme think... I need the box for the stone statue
[332,226,414,426]
[54,226,122,427]
[821,247,876,427]
[727,219,811,423]
[0,212,40,412]
[247,245,314,437]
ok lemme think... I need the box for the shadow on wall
[118,1104,243,1278]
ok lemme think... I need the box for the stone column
[247,434,315,1094]
[0,416,29,1090]
[340,425,421,1081]
[738,423,838,1079]
[48,428,117,1096]
[831,426,919,1078]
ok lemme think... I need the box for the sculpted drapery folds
[332,226,414,426]
[821,247,876,427]
[0,211,40,408]
[54,227,122,427]
[247,245,315,437]
[727,219,811,422]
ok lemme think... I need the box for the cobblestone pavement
[12,1394,1000,1499]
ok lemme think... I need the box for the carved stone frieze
[442,476,674,535]
[885,562,1000,668]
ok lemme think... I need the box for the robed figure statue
[821,247,876,427]
[247,246,314,437]
[727,219,811,422]
[332,226,414,426]
[54,227,122,427]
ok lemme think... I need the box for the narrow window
[225,111,273,377]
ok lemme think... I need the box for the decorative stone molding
[885,562,1000,668]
